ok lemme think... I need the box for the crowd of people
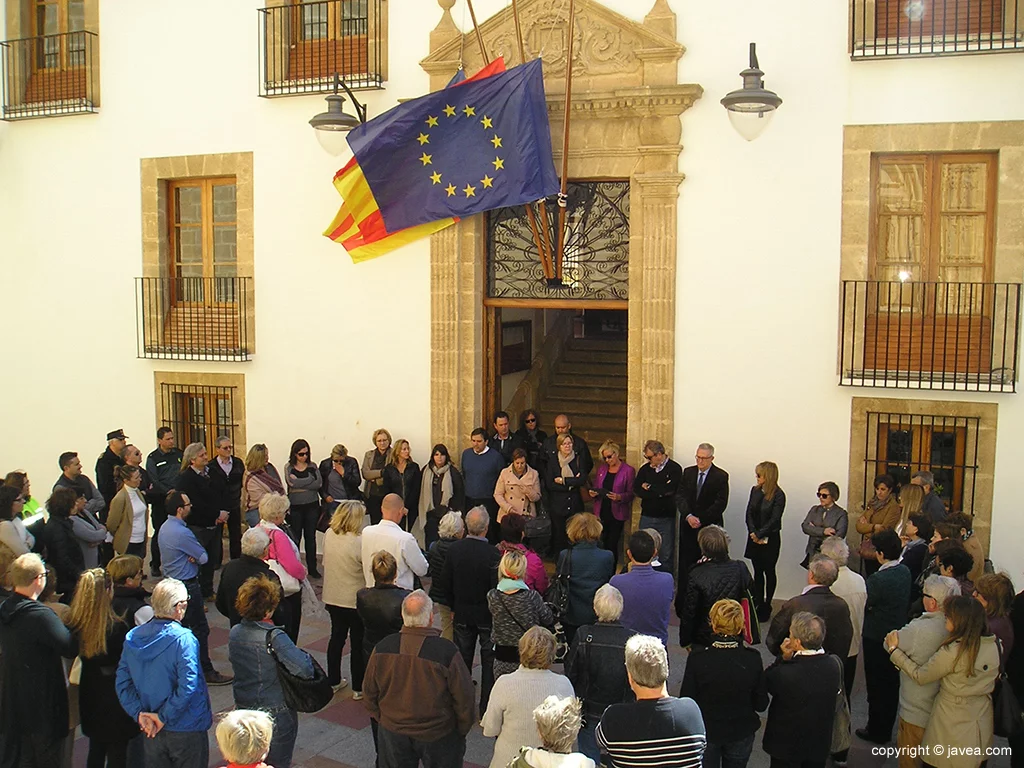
[1,413,1023,768]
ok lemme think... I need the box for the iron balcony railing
[1,30,98,120]
[839,280,1021,392]
[135,277,254,362]
[258,0,384,96]
[851,0,1024,57]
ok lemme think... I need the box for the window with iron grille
[159,383,239,457]
[863,411,980,515]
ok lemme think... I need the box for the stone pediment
[422,0,686,94]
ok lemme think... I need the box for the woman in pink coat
[257,494,307,643]
[589,440,635,570]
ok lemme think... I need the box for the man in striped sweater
[596,634,706,767]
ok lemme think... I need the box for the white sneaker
[352,690,363,701]
[332,679,349,693]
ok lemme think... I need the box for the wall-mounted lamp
[309,73,367,156]
[721,43,783,142]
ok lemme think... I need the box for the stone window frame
[848,395,997,556]
[140,153,255,356]
[153,371,247,460]
[4,0,101,107]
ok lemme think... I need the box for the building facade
[1,0,1022,600]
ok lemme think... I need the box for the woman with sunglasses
[588,441,635,570]
[799,481,848,569]
[515,410,548,475]
[285,439,321,578]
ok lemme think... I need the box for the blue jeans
[639,514,677,576]
[577,719,600,763]
[245,508,260,528]
[267,708,299,768]
[142,729,208,768]
[378,727,465,768]
[703,733,755,768]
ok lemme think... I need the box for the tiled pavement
[73,543,1013,768]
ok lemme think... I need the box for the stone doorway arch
[421,0,702,470]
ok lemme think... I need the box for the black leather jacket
[564,621,636,716]
[677,557,752,647]
[356,584,411,658]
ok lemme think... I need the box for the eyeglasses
[176,599,189,608]
[817,492,830,499]
[643,453,654,461]
[525,417,537,423]
[219,445,232,450]
[602,454,615,461]
[332,459,344,464]
[297,451,309,457]
[695,455,712,461]
[923,593,938,601]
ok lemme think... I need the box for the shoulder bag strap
[498,592,529,633]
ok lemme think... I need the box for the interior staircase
[538,335,628,464]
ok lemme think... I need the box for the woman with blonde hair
[588,440,635,570]
[67,567,141,768]
[362,428,392,525]
[488,550,554,679]
[382,439,421,536]
[258,494,306,643]
[105,465,149,559]
[558,513,614,646]
[744,461,786,622]
[886,596,999,767]
[241,443,284,528]
[323,500,366,696]
[897,483,925,533]
[680,599,767,768]
[483,628,576,768]
[216,710,273,768]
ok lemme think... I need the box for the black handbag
[994,638,1024,738]
[265,628,334,713]
[545,548,572,618]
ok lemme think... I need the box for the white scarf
[558,448,577,479]
[419,462,454,518]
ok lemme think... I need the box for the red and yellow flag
[323,58,507,263]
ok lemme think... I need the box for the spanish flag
[324,59,510,263]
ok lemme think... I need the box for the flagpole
[465,0,489,62]
[554,0,577,283]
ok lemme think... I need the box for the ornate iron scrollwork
[487,180,629,300]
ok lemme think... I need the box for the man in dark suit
[766,554,854,660]
[764,611,843,768]
[441,505,501,715]
[675,442,729,595]
[210,435,245,560]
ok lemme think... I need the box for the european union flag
[347,59,559,233]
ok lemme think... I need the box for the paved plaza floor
[71,552,1014,768]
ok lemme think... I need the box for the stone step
[545,384,627,402]
[562,348,627,365]
[568,337,628,353]
[555,361,628,378]
[541,398,627,419]
[550,371,628,388]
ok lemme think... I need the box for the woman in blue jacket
[228,574,315,768]
[557,512,614,646]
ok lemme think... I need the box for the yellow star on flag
[445,183,457,197]
[443,104,456,117]
[463,184,477,198]
[491,135,503,149]
[419,153,432,166]
[417,133,430,145]
[480,116,493,129]
[481,175,494,189]
[430,171,443,185]
[463,105,476,117]
[492,157,505,171]
[426,115,439,127]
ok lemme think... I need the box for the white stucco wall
[1,0,1022,600]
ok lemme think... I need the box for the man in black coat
[766,554,853,661]
[175,443,228,600]
[215,527,284,627]
[441,506,500,714]
[488,411,526,465]
[0,553,78,768]
[210,436,245,561]
[145,427,183,577]
[764,611,843,767]
[675,442,729,595]
[95,428,128,508]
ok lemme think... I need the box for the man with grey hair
[820,536,866,709]
[633,439,683,575]
[565,584,635,762]
[885,575,960,768]
[116,578,213,768]
[363,589,474,768]
[766,553,853,660]
[597,634,706,767]
[442,505,501,714]
[764,612,843,767]
[910,471,947,522]
[676,442,729,594]
[215,526,283,627]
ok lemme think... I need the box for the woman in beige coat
[494,448,541,522]
[106,465,149,557]
[885,595,1000,768]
